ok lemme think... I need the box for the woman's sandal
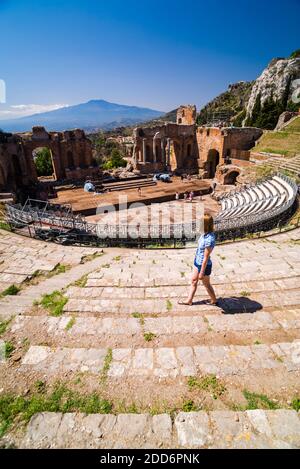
[208,299,219,306]
[178,300,193,306]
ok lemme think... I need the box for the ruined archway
[146,145,151,162]
[207,149,220,178]
[224,170,240,185]
[32,147,55,180]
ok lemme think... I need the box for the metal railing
[5,173,298,245]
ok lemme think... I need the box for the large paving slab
[1,227,300,448]
[21,410,300,448]
[18,341,300,378]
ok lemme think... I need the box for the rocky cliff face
[246,57,300,118]
[196,52,300,129]
[197,81,253,126]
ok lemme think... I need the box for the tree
[102,148,127,169]
[34,148,53,176]
[290,49,300,59]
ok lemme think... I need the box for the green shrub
[102,149,127,169]
[33,148,53,176]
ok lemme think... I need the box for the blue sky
[0,0,299,119]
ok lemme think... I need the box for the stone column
[153,139,157,164]
[153,132,160,164]
[166,138,171,166]
[161,138,165,167]
[142,138,146,163]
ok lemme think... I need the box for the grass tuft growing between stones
[166,300,173,311]
[72,274,88,288]
[291,397,300,412]
[39,290,68,316]
[80,251,103,264]
[0,284,20,297]
[240,290,250,297]
[132,312,145,326]
[143,332,156,342]
[24,264,72,289]
[48,264,71,277]
[0,221,12,231]
[182,399,199,412]
[243,390,279,410]
[4,341,15,359]
[0,319,11,336]
[188,375,226,400]
[0,383,112,437]
[100,348,113,382]
[65,317,76,331]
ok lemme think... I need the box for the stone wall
[176,105,196,125]
[0,127,96,191]
[133,119,262,178]
[196,126,262,178]
[133,123,198,173]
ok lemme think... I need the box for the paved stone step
[0,249,125,321]
[18,341,300,378]
[10,310,300,348]
[64,289,300,314]
[22,409,300,448]
[66,276,300,299]
[85,271,300,287]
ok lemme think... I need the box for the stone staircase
[0,229,300,448]
[251,154,300,177]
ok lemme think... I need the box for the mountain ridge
[0,99,164,132]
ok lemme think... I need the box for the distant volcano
[0,99,164,132]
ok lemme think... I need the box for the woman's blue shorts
[194,261,212,276]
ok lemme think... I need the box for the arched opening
[207,149,220,178]
[11,155,23,187]
[178,118,182,124]
[187,143,192,157]
[67,150,75,169]
[146,145,151,162]
[155,144,160,162]
[224,170,240,185]
[32,147,55,180]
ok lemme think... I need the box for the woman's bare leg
[185,266,200,304]
[202,275,217,304]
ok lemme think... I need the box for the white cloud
[0,103,68,119]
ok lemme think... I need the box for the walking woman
[179,213,217,306]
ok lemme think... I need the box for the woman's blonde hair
[203,213,214,234]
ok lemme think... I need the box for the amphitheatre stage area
[50,176,213,218]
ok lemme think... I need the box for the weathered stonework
[133,122,198,173]
[133,106,262,177]
[176,104,196,125]
[0,126,97,191]
[197,126,262,178]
